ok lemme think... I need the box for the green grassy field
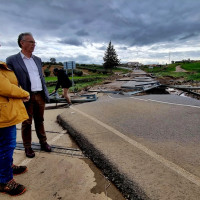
[142,62,200,81]
[142,64,176,73]
[45,74,108,82]
[181,62,200,72]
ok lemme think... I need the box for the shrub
[66,69,83,76]
[74,70,83,76]
[44,68,51,77]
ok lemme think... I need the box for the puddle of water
[83,159,125,200]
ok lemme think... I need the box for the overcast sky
[1,0,200,65]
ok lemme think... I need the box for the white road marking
[48,133,64,145]
[71,106,200,187]
[108,94,200,108]
[19,158,33,166]
[131,97,200,108]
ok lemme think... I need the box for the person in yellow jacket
[0,61,30,196]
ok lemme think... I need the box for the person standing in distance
[52,68,72,105]
[6,32,51,158]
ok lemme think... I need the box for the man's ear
[20,40,24,47]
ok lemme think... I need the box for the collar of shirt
[20,51,43,92]
[20,51,33,60]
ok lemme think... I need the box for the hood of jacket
[0,61,11,70]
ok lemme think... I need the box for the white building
[127,62,143,67]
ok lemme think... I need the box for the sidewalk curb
[57,113,150,200]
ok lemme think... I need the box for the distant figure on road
[52,68,72,105]
[6,32,51,158]
[0,61,30,196]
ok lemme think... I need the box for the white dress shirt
[20,52,43,92]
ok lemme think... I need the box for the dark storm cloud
[1,0,200,63]
[76,30,89,37]
[0,0,200,45]
[58,38,83,46]
[179,33,198,40]
[2,0,200,46]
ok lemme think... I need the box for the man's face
[20,35,36,54]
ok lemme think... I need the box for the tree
[103,41,120,71]
[50,57,56,64]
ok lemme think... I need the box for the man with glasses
[6,32,51,158]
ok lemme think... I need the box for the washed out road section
[58,95,200,199]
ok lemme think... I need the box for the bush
[74,70,83,76]
[44,68,51,77]
[66,69,83,76]
[89,69,97,73]
[96,69,109,74]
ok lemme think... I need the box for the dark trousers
[22,92,47,148]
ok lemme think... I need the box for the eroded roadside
[86,69,200,100]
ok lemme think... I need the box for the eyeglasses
[23,40,37,45]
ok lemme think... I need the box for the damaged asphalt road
[57,93,200,200]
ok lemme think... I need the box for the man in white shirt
[6,32,51,158]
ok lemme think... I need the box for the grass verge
[142,63,200,81]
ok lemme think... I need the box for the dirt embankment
[157,75,200,86]
[154,65,199,86]
[155,68,200,100]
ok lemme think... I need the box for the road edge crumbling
[57,114,150,200]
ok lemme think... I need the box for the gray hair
[18,32,33,48]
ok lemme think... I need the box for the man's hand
[23,95,30,102]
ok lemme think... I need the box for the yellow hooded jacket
[0,61,29,128]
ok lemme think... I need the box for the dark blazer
[6,52,50,102]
